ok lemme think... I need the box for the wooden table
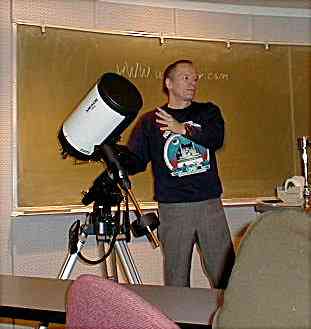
[0,275,220,328]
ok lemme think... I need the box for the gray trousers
[158,198,235,288]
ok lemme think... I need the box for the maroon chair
[66,274,180,329]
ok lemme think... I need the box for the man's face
[166,63,199,104]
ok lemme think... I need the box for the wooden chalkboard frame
[13,23,311,215]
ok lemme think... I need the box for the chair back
[66,274,180,329]
[214,209,311,329]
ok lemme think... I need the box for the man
[126,59,235,288]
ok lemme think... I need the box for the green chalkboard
[16,24,311,208]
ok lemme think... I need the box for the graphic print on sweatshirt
[163,129,210,177]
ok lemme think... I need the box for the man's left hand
[155,108,186,134]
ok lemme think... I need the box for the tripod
[37,197,144,329]
[56,164,160,282]
[58,200,142,284]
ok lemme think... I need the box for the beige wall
[0,0,310,307]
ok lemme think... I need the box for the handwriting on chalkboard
[115,62,230,81]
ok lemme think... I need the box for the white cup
[285,176,305,190]
[284,176,305,199]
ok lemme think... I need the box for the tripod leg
[106,246,119,282]
[97,240,109,279]
[58,239,87,279]
[114,240,142,284]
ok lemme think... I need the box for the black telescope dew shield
[58,72,143,160]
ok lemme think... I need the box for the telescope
[58,72,160,277]
[58,72,142,161]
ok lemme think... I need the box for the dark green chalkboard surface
[17,24,310,208]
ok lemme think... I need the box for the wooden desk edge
[0,275,220,326]
[11,197,276,216]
